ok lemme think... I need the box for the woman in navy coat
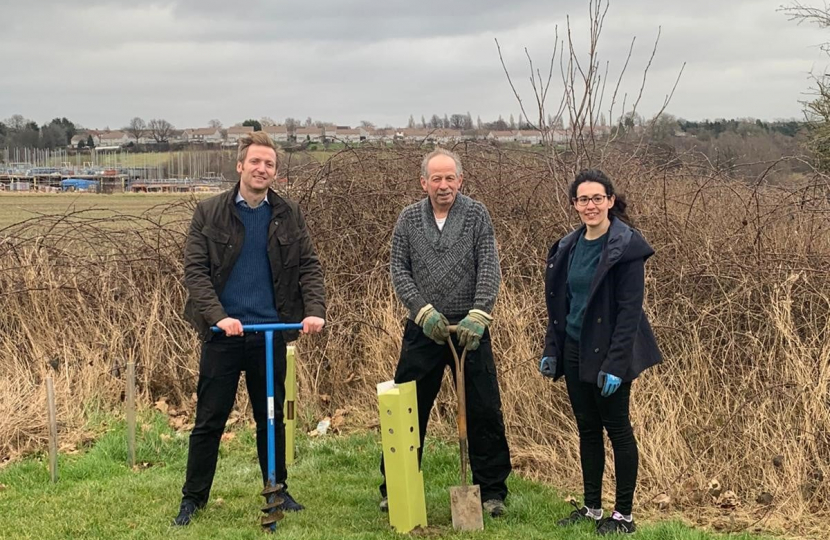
[541,169,662,535]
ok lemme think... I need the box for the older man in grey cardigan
[378,148,512,517]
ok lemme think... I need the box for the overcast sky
[1,0,828,130]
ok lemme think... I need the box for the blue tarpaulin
[60,178,99,192]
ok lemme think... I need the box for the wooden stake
[46,375,58,483]
[126,361,136,469]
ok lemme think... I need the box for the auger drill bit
[260,481,285,532]
[209,325,304,533]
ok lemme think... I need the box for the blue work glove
[597,371,622,397]
[539,356,556,378]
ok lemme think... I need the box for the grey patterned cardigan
[390,193,501,322]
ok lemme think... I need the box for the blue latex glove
[597,371,622,397]
[539,356,556,378]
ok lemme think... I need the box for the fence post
[46,375,58,483]
[126,361,136,468]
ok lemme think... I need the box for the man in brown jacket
[174,131,326,526]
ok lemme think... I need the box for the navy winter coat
[543,217,662,383]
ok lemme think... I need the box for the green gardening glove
[415,304,450,344]
[456,309,493,351]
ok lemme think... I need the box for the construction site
[0,147,232,194]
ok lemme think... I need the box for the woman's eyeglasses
[573,195,610,207]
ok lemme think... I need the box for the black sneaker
[275,490,305,512]
[557,500,601,526]
[172,500,200,526]
[596,514,636,535]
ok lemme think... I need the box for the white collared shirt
[235,192,270,209]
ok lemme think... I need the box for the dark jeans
[564,336,638,515]
[379,320,512,502]
[181,332,288,507]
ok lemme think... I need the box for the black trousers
[563,336,638,515]
[181,332,288,507]
[379,320,512,502]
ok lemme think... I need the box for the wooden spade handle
[446,333,470,486]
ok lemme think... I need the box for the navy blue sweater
[219,203,280,324]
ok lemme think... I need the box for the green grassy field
[0,193,201,230]
[0,411,773,540]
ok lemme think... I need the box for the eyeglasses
[573,195,610,207]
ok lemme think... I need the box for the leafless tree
[780,3,830,170]
[148,118,174,144]
[208,119,223,129]
[5,114,28,130]
[496,0,684,170]
[126,117,147,143]
[781,2,830,51]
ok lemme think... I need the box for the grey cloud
[0,0,827,128]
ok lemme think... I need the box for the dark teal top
[565,232,606,341]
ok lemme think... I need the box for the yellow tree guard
[285,345,297,465]
[377,380,427,533]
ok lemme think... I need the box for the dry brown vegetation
[1,144,829,537]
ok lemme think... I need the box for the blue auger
[211,322,304,532]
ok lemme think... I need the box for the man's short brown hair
[237,131,279,164]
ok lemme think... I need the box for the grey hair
[420,148,463,178]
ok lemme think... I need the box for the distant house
[295,127,324,142]
[168,129,187,144]
[399,128,431,142]
[136,129,185,145]
[184,128,223,144]
[335,128,361,143]
[322,125,337,140]
[432,129,462,143]
[226,125,255,145]
[364,129,391,142]
[516,130,543,145]
[564,125,614,142]
[263,125,290,142]
[98,130,130,147]
[487,130,517,143]
[71,131,102,147]
[551,129,569,143]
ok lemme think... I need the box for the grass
[0,411,774,540]
[0,193,201,230]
